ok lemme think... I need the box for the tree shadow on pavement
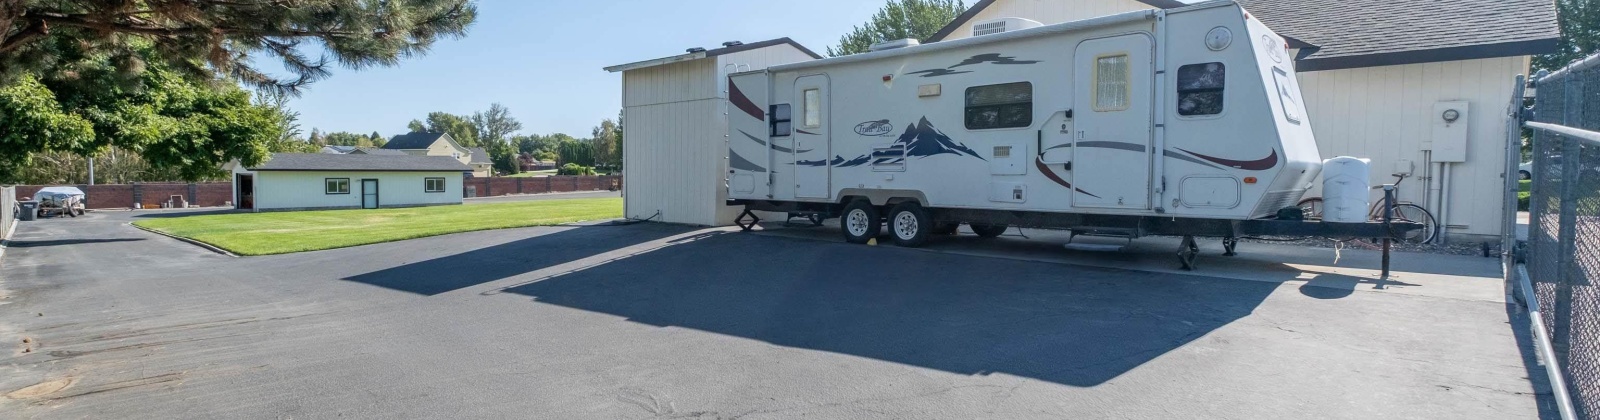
[340,223,697,295]
[503,232,1279,387]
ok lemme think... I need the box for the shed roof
[384,132,449,150]
[247,153,471,172]
[603,37,823,73]
[927,0,1559,71]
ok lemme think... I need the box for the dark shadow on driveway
[7,238,145,248]
[129,209,245,219]
[341,224,696,295]
[503,232,1278,387]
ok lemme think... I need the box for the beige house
[383,132,494,177]
[928,0,1559,241]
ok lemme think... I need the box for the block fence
[462,175,621,198]
[10,182,233,209]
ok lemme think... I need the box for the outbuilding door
[361,179,379,209]
[793,74,831,199]
[1072,34,1154,210]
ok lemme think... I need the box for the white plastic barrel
[1322,157,1371,223]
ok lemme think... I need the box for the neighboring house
[604,38,822,226]
[350,147,408,156]
[383,132,493,177]
[320,145,358,154]
[924,0,1559,241]
[228,153,469,212]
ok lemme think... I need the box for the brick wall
[461,175,620,198]
[10,182,232,209]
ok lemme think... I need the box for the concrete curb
[128,223,239,258]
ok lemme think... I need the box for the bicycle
[1296,173,1439,244]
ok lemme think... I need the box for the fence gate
[1515,52,1600,420]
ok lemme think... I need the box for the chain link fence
[1522,53,1600,419]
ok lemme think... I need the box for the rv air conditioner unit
[869,38,920,52]
[972,17,1043,36]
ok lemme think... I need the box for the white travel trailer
[726,1,1412,268]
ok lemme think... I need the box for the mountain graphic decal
[798,117,985,167]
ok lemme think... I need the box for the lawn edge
[129,222,240,257]
[132,216,623,256]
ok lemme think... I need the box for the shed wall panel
[251,171,464,210]
[623,59,718,107]
[622,99,723,226]
[1298,56,1527,238]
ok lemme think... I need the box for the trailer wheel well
[836,188,929,207]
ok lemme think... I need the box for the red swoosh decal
[796,129,819,135]
[728,78,765,122]
[1176,148,1279,171]
[1035,157,1100,198]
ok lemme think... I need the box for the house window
[802,89,821,128]
[1094,54,1130,111]
[325,178,350,194]
[965,82,1033,130]
[1177,62,1225,116]
[770,104,793,136]
[424,177,446,193]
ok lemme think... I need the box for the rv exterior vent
[722,41,743,47]
[971,17,1043,36]
[686,47,707,53]
[869,38,920,52]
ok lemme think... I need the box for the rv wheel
[970,223,1008,238]
[841,200,882,244]
[888,202,932,247]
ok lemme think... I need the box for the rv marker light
[1244,177,1258,184]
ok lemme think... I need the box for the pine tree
[1,0,478,94]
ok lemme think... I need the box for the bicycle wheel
[1296,197,1324,220]
[1389,203,1438,244]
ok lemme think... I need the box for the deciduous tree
[828,0,966,57]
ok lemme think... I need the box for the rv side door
[1071,34,1155,210]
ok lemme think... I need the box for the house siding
[246,170,464,211]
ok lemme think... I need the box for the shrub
[557,163,596,176]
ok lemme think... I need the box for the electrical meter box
[1429,101,1469,162]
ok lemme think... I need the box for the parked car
[1519,162,1532,180]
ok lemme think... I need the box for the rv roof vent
[722,41,743,47]
[971,17,1043,37]
[869,38,921,52]
[686,47,707,53]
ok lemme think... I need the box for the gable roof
[1236,0,1559,71]
[247,153,471,172]
[384,132,449,150]
[927,0,1184,42]
[927,0,1559,72]
[467,147,491,164]
[604,37,823,73]
[321,145,358,154]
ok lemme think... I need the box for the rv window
[1177,63,1225,116]
[1094,54,1130,111]
[802,89,821,128]
[770,104,792,136]
[965,82,1033,130]
[1271,68,1303,124]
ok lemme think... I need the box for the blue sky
[284,0,886,139]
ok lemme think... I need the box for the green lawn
[133,198,622,256]
[1519,179,1531,211]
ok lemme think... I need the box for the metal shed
[605,38,821,226]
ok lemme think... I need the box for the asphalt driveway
[0,210,1551,418]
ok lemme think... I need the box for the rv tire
[970,223,1008,238]
[888,202,932,247]
[841,200,882,244]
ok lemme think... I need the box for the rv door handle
[1064,162,1072,171]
